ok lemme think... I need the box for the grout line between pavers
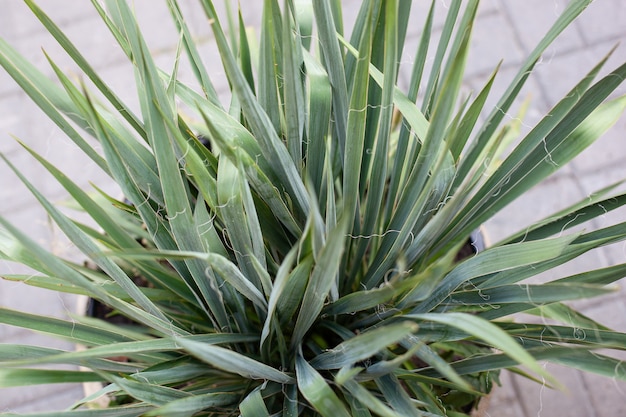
[507,370,531,417]
[496,1,531,53]
[576,370,599,417]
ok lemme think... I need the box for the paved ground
[0,0,625,415]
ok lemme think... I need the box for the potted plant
[1,0,626,416]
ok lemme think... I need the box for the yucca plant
[1,0,626,415]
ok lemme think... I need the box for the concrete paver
[0,0,625,415]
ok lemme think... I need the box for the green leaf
[419,345,626,382]
[0,215,183,337]
[375,374,421,417]
[240,387,270,417]
[341,0,375,228]
[341,379,405,417]
[25,0,145,136]
[1,334,256,368]
[310,322,417,370]
[282,1,305,167]
[107,249,268,311]
[501,181,626,244]
[15,141,195,304]
[200,0,309,217]
[0,369,102,387]
[0,344,137,373]
[412,234,577,313]
[144,392,238,417]
[166,0,220,104]
[261,246,297,347]
[439,64,626,257]
[1,155,169,324]
[454,0,595,190]
[295,353,352,417]
[312,0,349,156]
[498,323,626,349]
[409,313,556,385]
[179,339,294,384]
[449,283,614,306]
[0,39,109,173]
[258,0,282,133]
[292,218,348,348]
[303,51,332,196]
[109,374,189,406]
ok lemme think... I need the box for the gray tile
[576,0,626,46]
[0,95,26,153]
[0,383,83,412]
[501,0,585,55]
[9,15,127,78]
[510,364,597,417]
[484,371,526,417]
[464,13,525,78]
[1,382,85,413]
[0,1,98,40]
[532,42,626,109]
[582,373,626,417]
[476,0,500,17]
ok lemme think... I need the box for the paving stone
[510,363,597,417]
[484,371,526,417]
[476,0,500,17]
[500,0,585,56]
[0,147,40,213]
[9,15,128,78]
[0,95,26,154]
[583,373,626,417]
[0,380,84,413]
[399,6,523,94]
[208,0,290,37]
[576,0,626,46]
[464,12,525,78]
[0,1,98,41]
[532,41,626,110]
[130,1,184,55]
[1,378,85,413]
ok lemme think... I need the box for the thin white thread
[559,212,585,236]
[196,213,218,237]
[493,104,535,130]
[347,229,401,240]
[542,137,558,166]
[165,207,187,221]
[537,365,547,417]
